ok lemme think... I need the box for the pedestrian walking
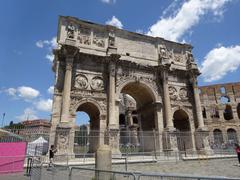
[49,145,57,167]
[234,143,240,166]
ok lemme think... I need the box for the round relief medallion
[179,88,188,100]
[91,76,104,91]
[75,74,88,89]
[168,86,178,100]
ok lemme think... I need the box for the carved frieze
[174,54,183,63]
[93,32,105,48]
[75,74,88,89]
[169,86,178,100]
[77,27,91,45]
[91,76,104,91]
[179,88,188,100]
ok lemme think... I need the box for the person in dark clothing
[49,145,57,167]
[235,143,240,166]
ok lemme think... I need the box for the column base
[195,129,214,155]
[55,124,74,157]
[163,130,178,152]
[107,129,122,157]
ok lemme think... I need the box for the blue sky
[0,0,239,126]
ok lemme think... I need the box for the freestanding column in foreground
[95,145,112,180]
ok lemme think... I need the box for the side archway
[73,99,103,153]
[173,109,193,151]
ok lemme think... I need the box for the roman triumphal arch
[49,16,212,156]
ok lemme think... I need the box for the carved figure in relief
[75,75,88,89]
[109,31,115,46]
[67,24,75,39]
[93,37,105,47]
[179,88,188,100]
[159,45,167,58]
[58,132,68,152]
[78,36,91,45]
[174,54,183,63]
[168,86,178,100]
[91,77,104,90]
[186,50,194,63]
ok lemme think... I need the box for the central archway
[74,102,100,154]
[173,109,193,151]
[118,82,157,152]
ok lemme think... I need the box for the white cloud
[45,53,54,62]
[200,45,240,82]
[106,16,123,29]
[18,86,40,99]
[6,88,17,96]
[101,0,116,4]
[48,86,54,94]
[6,86,40,100]
[36,41,44,48]
[36,37,57,62]
[35,99,53,112]
[16,108,38,121]
[147,0,231,41]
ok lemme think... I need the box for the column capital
[63,45,78,58]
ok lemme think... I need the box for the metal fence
[28,162,240,180]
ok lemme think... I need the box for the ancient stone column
[108,62,117,128]
[162,70,174,129]
[61,57,74,122]
[60,46,78,123]
[192,76,205,129]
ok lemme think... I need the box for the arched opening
[220,87,226,94]
[74,102,100,154]
[237,103,240,119]
[119,82,156,152]
[202,107,207,119]
[223,104,233,120]
[227,128,238,146]
[173,109,192,151]
[213,129,223,149]
[220,96,230,104]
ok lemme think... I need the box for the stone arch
[116,79,160,103]
[71,97,105,116]
[117,81,159,152]
[227,128,238,144]
[202,107,207,119]
[237,103,240,119]
[223,104,233,120]
[72,98,105,153]
[213,129,224,148]
[173,109,193,151]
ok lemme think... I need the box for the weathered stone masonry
[49,16,219,155]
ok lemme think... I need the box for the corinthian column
[162,70,174,129]
[108,61,117,128]
[61,46,78,123]
[192,76,205,129]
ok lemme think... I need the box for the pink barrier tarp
[0,142,26,173]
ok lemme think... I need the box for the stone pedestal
[55,123,74,160]
[95,145,112,180]
[163,130,178,153]
[107,129,121,156]
[195,130,213,155]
